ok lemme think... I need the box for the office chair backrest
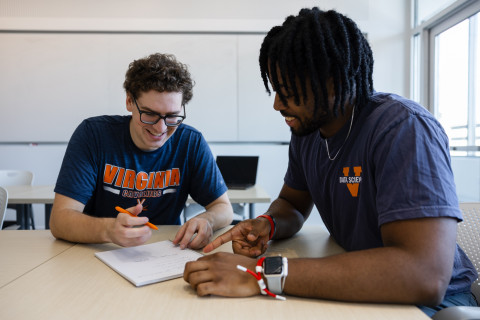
[0,170,34,187]
[0,186,7,229]
[0,170,35,230]
[458,203,480,300]
[432,205,480,320]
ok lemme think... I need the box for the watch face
[264,256,283,274]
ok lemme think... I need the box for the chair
[432,202,480,320]
[0,170,35,229]
[0,186,7,229]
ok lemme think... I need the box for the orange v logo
[342,166,362,197]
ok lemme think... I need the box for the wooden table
[0,230,74,288]
[6,185,271,229]
[5,185,54,229]
[0,226,429,320]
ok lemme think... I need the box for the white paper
[95,240,203,287]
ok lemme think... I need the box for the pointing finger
[203,230,234,253]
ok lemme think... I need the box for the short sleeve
[54,120,99,205]
[284,135,309,191]
[187,134,227,206]
[372,112,462,225]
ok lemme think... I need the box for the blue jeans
[417,291,478,317]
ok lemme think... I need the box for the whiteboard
[0,32,237,142]
[0,32,289,143]
[238,35,289,141]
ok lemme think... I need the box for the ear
[126,94,134,112]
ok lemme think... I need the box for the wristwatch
[262,256,288,294]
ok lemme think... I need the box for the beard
[289,110,334,137]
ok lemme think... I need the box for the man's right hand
[203,217,271,257]
[107,203,152,247]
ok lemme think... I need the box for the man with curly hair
[50,53,233,248]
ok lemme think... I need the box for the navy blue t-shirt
[55,115,227,225]
[285,92,477,295]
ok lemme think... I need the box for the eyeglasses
[133,97,186,127]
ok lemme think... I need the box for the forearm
[266,197,309,240]
[262,184,314,240]
[50,208,113,243]
[196,202,233,230]
[186,246,447,305]
[284,246,448,306]
[280,218,457,306]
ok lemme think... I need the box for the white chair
[0,186,7,229]
[0,170,35,229]
[432,202,480,320]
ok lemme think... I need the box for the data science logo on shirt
[339,166,362,197]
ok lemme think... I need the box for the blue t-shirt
[285,92,477,295]
[55,115,227,225]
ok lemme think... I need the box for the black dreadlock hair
[259,7,374,117]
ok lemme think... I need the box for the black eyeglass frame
[133,97,186,127]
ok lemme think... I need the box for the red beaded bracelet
[257,214,275,240]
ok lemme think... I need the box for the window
[412,0,480,156]
[410,34,421,103]
[432,9,479,156]
[415,0,458,26]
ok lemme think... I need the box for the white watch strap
[264,257,288,294]
[265,276,283,294]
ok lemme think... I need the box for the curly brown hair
[123,53,194,105]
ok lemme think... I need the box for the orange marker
[115,206,158,230]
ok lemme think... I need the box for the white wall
[0,0,409,95]
[0,33,288,143]
[0,144,67,227]
[0,0,409,228]
[451,157,480,202]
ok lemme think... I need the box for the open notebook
[95,240,203,287]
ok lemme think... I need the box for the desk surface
[0,230,74,287]
[5,185,55,204]
[0,226,429,320]
[6,185,271,204]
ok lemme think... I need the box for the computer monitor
[216,156,259,190]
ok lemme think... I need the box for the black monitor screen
[216,156,259,188]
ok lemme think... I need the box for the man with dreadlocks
[183,8,478,316]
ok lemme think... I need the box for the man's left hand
[173,216,213,249]
[184,252,260,297]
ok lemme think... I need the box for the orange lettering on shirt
[354,166,362,176]
[122,169,136,189]
[165,170,171,187]
[170,168,180,186]
[103,164,118,184]
[345,166,362,197]
[153,171,165,189]
[342,166,362,197]
[147,172,155,189]
[135,171,148,190]
[114,168,125,187]
[346,183,359,197]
